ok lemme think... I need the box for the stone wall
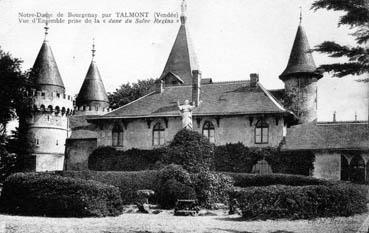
[284,76,318,123]
[65,138,97,170]
[96,115,285,150]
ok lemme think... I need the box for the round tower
[279,15,322,123]
[74,39,110,116]
[26,24,73,171]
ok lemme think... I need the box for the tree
[0,48,33,174]
[311,0,369,77]
[108,78,157,109]
[0,49,30,134]
[163,129,215,172]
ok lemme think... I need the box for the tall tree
[0,48,33,174]
[108,78,157,109]
[311,0,369,77]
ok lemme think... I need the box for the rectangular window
[153,132,159,146]
[262,128,269,143]
[255,128,262,143]
[118,132,124,146]
[159,131,165,145]
[209,130,215,143]
[112,132,118,146]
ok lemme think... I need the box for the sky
[0,0,368,122]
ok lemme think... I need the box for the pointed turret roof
[159,0,199,85]
[76,41,109,108]
[279,22,322,80]
[31,24,65,93]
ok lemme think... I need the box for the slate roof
[159,13,199,85]
[92,81,291,119]
[76,60,109,108]
[69,115,98,139]
[283,121,369,151]
[31,40,65,93]
[279,25,322,80]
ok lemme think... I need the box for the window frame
[255,119,269,144]
[202,121,215,143]
[152,122,165,146]
[112,123,124,147]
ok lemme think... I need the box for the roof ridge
[257,82,288,112]
[317,121,368,125]
[211,80,249,84]
[102,91,156,116]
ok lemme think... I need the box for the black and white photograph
[0,0,368,232]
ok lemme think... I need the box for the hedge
[214,143,314,175]
[88,143,314,175]
[0,172,123,217]
[230,184,368,220]
[162,129,215,172]
[62,170,159,204]
[63,168,234,208]
[226,173,331,187]
[89,147,166,171]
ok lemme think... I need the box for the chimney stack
[157,80,164,93]
[333,111,336,122]
[250,73,259,87]
[192,70,201,107]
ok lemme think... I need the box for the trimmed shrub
[0,172,123,217]
[191,170,234,208]
[214,143,314,175]
[156,164,196,209]
[89,146,166,171]
[226,173,330,187]
[163,129,214,172]
[230,184,368,220]
[62,170,159,204]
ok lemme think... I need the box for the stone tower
[26,25,74,171]
[75,40,109,115]
[279,16,322,123]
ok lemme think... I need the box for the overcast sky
[0,0,367,121]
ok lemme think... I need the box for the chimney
[250,73,259,87]
[333,111,336,122]
[157,80,164,93]
[192,70,201,107]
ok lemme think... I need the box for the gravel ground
[0,209,367,233]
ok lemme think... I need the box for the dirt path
[0,210,367,233]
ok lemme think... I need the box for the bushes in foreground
[226,173,330,187]
[64,166,234,209]
[63,170,159,204]
[230,183,368,220]
[0,172,123,217]
[156,164,196,209]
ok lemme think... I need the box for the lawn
[0,208,368,233]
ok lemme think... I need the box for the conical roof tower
[31,23,65,93]
[279,13,322,80]
[76,40,109,110]
[159,0,199,85]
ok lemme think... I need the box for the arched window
[255,120,269,144]
[350,155,366,184]
[202,121,215,143]
[153,122,165,146]
[112,123,123,147]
